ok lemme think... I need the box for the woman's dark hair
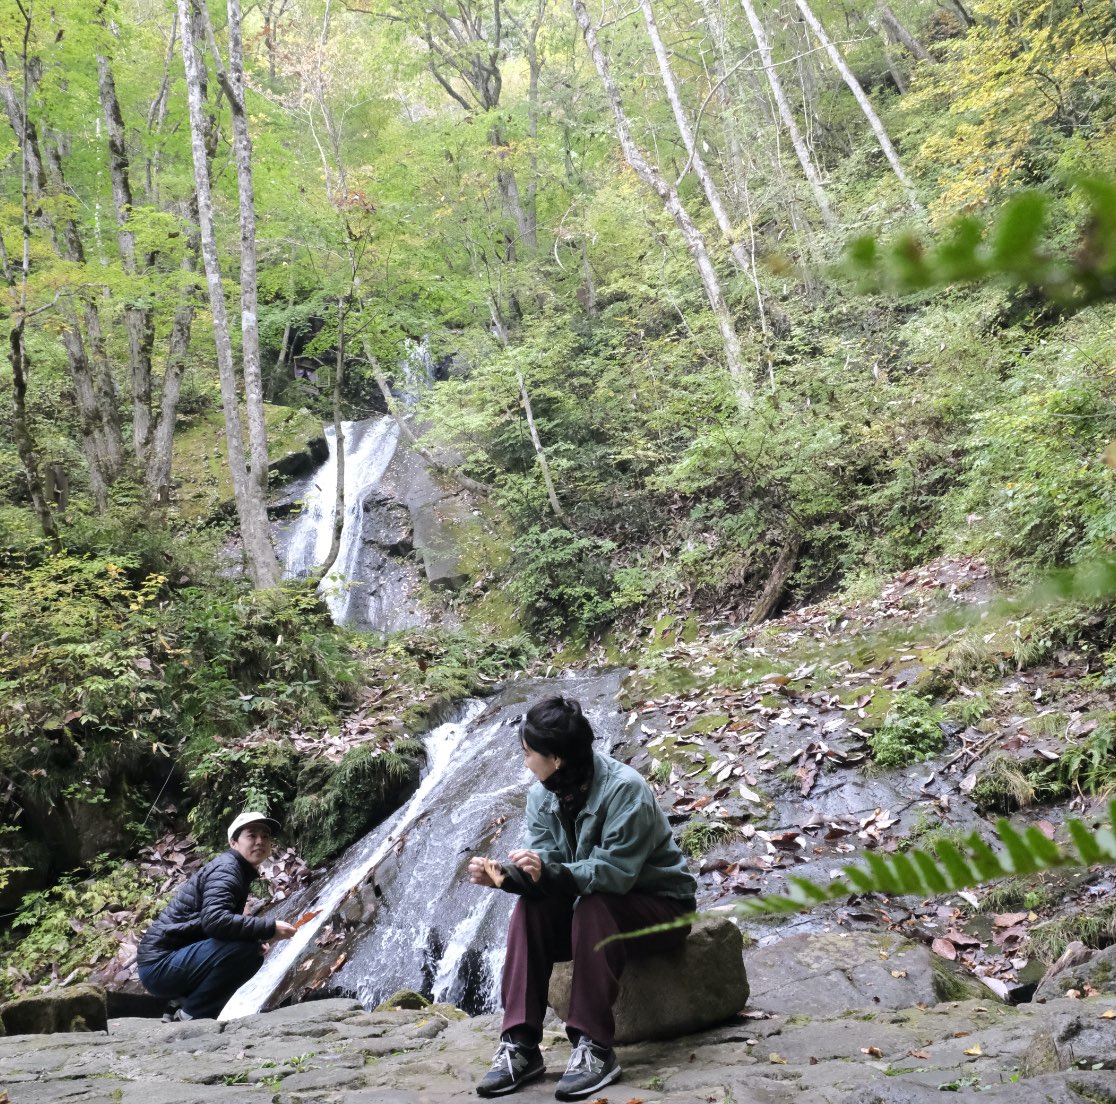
[521,696,595,764]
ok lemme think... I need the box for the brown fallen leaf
[293,910,321,929]
[483,858,506,887]
[932,937,958,961]
[992,912,1028,928]
[963,1044,983,1056]
[906,1050,930,1060]
[861,1046,884,1058]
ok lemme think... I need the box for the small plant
[971,753,1035,814]
[679,819,736,857]
[945,692,992,727]
[868,693,946,769]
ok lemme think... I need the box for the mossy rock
[930,956,990,1003]
[1,984,107,1035]
[374,989,430,1011]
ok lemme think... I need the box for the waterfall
[280,417,400,623]
[220,670,628,1020]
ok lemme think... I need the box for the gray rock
[1022,1000,1116,1074]
[1036,943,1116,1002]
[1,983,108,1035]
[840,1071,1116,1102]
[746,932,945,1015]
[361,492,413,556]
[548,914,749,1044]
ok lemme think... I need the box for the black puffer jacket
[137,849,275,966]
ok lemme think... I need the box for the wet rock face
[1035,942,1116,1002]
[745,932,946,1015]
[548,915,750,1044]
[1,984,107,1035]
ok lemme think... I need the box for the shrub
[868,693,946,768]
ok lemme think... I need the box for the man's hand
[273,921,297,940]
[508,849,542,883]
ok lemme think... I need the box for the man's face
[231,823,275,866]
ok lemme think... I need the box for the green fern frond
[729,801,1116,921]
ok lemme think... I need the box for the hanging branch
[318,297,347,578]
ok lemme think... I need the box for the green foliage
[0,854,169,1001]
[679,819,737,857]
[868,693,946,768]
[1029,715,1116,800]
[506,527,618,641]
[847,180,1116,312]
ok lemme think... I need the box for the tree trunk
[880,37,908,94]
[796,0,922,212]
[878,2,933,61]
[748,534,800,625]
[738,0,837,228]
[518,372,572,529]
[319,298,346,578]
[638,0,752,276]
[0,40,123,509]
[96,46,157,463]
[177,0,280,587]
[571,0,753,412]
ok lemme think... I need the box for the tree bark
[177,0,280,587]
[571,0,753,412]
[518,372,572,529]
[638,0,752,276]
[878,2,933,61]
[96,42,157,464]
[748,534,800,625]
[795,0,922,212]
[0,37,123,509]
[738,0,837,228]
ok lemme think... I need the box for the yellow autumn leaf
[768,1053,787,1065]
[1100,1010,1116,1020]
[963,1044,983,1056]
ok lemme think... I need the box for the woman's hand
[273,921,297,940]
[508,849,543,883]
[468,855,497,887]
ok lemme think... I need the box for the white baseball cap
[227,811,281,843]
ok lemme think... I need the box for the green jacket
[524,749,696,903]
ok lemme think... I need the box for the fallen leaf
[890,969,908,979]
[482,858,506,887]
[769,1053,787,1064]
[293,910,322,929]
[963,1044,983,1056]
[906,1050,930,1060]
[1100,1010,1116,1019]
[992,912,1028,928]
[932,937,958,961]
[861,1046,884,1058]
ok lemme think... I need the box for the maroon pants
[501,892,691,1048]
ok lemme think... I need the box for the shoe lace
[565,1039,599,1075]
[490,1040,518,1074]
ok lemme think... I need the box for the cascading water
[280,417,401,624]
[220,670,627,1020]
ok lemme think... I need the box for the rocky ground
[3,933,1115,1104]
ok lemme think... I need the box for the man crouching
[136,812,296,1020]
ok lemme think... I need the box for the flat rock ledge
[2,991,1114,1103]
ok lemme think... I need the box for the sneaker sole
[554,1062,622,1101]
[476,1064,546,1097]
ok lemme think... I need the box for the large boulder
[548,914,749,1044]
[0,984,108,1035]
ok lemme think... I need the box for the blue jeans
[137,938,263,1019]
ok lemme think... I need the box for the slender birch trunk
[638,0,751,275]
[518,373,572,529]
[177,0,280,587]
[795,0,922,212]
[571,0,753,411]
[739,0,836,228]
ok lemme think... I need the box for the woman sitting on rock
[468,695,696,1100]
